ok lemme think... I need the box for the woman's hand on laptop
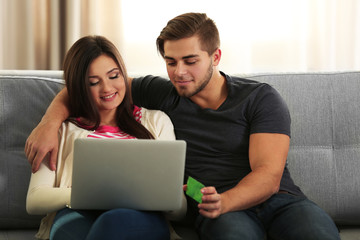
[25,120,59,173]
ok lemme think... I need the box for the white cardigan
[26,108,184,239]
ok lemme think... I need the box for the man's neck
[190,71,227,110]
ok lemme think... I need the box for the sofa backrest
[0,70,64,229]
[0,70,359,229]
[243,72,360,226]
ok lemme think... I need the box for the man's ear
[212,48,221,66]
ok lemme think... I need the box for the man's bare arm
[25,88,70,173]
[198,133,290,218]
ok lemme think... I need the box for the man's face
[163,36,214,98]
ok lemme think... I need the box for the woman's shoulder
[139,107,175,140]
[61,120,82,131]
[140,107,173,128]
[60,121,93,138]
[140,107,169,120]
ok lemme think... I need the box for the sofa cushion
[244,72,360,225]
[0,71,64,229]
[1,70,360,239]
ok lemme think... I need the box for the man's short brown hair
[156,12,220,57]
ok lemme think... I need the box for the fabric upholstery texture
[245,72,360,227]
[0,71,64,231]
[1,70,359,240]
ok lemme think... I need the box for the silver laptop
[69,138,186,211]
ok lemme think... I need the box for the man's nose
[175,62,187,76]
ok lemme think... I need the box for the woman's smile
[101,92,118,101]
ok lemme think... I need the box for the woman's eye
[109,74,119,79]
[89,81,98,86]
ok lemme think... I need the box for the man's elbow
[272,183,281,194]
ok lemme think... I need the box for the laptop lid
[69,138,186,211]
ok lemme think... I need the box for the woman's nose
[101,80,112,92]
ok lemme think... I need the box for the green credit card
[186,176,205,203]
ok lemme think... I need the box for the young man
[26,13,340,239]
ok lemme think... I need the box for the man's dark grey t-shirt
[132,72,303,198]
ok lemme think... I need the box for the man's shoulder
[132,75,174,93]
[131,76,177,111]
[225,73,264,86]
[132,75,170,84]
[224,73,271,96]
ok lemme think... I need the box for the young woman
[26,35,181,240]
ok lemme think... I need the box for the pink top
[76,105,142,140]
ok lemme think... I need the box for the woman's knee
[95,209,166,227]
[86,209,170,240]
[50,208,97,240]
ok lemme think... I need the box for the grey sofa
[1,70,359,240]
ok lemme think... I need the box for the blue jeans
[50,208,170,240]
[196,193,340,240]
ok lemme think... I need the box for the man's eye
[186,61,196,65]
[167,62,176,66]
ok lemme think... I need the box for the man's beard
[177,61,213,98]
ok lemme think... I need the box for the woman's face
[88,54,126,117]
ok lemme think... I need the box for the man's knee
[268,198,340,240]
[197,211,265,240]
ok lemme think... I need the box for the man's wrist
[40,115,63,129]
[219,192,230,215]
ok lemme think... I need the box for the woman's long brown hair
[63,35,154,139]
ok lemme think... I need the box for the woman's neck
[98,110,117,127]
